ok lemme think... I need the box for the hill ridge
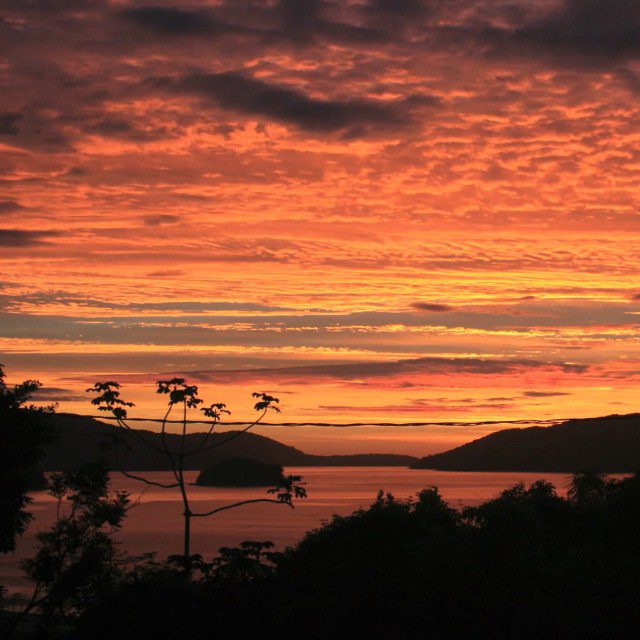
[412,413,640,472]
[43,413,417,470]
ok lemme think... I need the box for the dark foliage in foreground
[1,462,129,640]
[0,365,56,555]
[0,363,57,616]
[69,472,640,640]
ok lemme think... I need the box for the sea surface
[1,467,580,594]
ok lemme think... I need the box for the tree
[86,378,306,573]
[68,474,640,640]
[0,363,56,554]
[3,461,129,640]
[567,471,611,505]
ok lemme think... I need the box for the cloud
[0,229,58,247]
[317,394,516,413]
[142,214,181,227]
[0,201,26,214]
[118,7,220,35]
[0,293,291,314]
[2,0,92,12]
[274,0,388,45]
[1,0,639,433]
[0,112,20,136]
[366,0,432,19]
[84,118,170,142]
[522,391,572,398]
[480,0,640,65]
[179,356,589,384]
[123,301,292,313]
[145,270,185,278]
[31,386,88,402]
[156,71,418,137]
[411,302,454,312]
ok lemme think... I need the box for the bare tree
[87,378,306,574]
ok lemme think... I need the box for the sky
[1,0,640,455]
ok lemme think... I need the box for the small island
[195,457,285,487]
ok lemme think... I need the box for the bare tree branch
[119,469,179,489]
[112,437,179,488]
[159,405,180,485]
[192,498,294,518]
[186,418,219,457]
[113,416,166,455]
[183,410,268,458]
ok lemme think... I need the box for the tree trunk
[183,509,191,573]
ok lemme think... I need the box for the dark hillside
[42,414,417,470]
[412,413,640,472]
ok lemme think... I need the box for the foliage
[72,472,640,640]
[16,462,129,637]
[72,541,282,640]
[0,364,56,554]
[206,540,282,585]
[72,563,216,640]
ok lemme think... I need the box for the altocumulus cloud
[0,229,58,247]
[178,356,589,384]
[476,0,640,66]
[141,214,181,227]
[523,391,572,398]
[411,302,454,312]
[118,0,429,46]
[118,6,222,35]
[0,201,26,214]
[152,71,419,137]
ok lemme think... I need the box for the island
[195,457,285,487]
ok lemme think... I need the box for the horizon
[2,0,640,454]
[37,405,640,459]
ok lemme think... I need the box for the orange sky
[1,0,640,455]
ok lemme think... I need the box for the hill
[412,413,640,472]
[42,413,417,470]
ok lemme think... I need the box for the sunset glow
[2,0,640,454]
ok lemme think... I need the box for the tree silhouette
[58,473,640,640]
[3,461,129,640]
[87,378,306,573]
[0,364,56,556]
[567,471,611,505]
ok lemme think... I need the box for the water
[1,467,578,594]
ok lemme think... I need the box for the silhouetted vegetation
[1,460,130,640]
[17,463,129,639]
[9,472,630,640]
[195,457,285,486]
[0,364,56,556]
[86,378,305,573]
[0,363,57,626]
[4,366,640,639]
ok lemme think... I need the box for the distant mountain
[302,453,418,467]
[412,413,640,472]
[42,414,417,470]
